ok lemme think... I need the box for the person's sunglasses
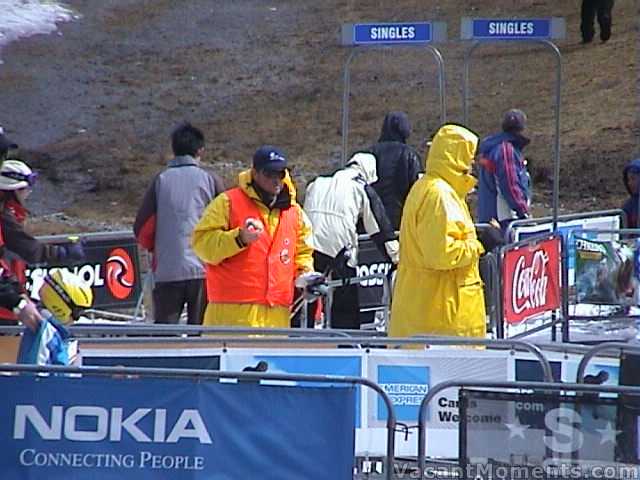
[261,169,286,180]
[2,171,37,186]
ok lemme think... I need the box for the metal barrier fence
[505,209,624,243]
[41,334,555,383]
[576,342,640,383]
[0,325,367,338]
[417,380,640,479]
[0,363,397,480]
[482,211,627,341]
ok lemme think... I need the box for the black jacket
[368,112,423,230]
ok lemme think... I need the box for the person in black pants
[581,0,614,44]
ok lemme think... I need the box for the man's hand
[384,240,400,264]
[477,224,505,253]
[295,272,328,300]
[238,218,264,246]
[17,299,43,332]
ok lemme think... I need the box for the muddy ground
[0,0,637,235]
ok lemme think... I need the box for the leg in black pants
[295,251,361,330]
[152,279,206,325]
[324,253,360,330]
[597,0,614,42]
[184,279,206,325]
[581,0,597,43]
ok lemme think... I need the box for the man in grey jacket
[134,122,224,324]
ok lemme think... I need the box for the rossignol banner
[502,236,561,324]
[356,235,393,313]
[25,234,141,310]
[0,374,355,480]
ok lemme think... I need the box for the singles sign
[502,236,561,324]
[341,21,447,46]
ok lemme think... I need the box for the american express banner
[0,374,355,479]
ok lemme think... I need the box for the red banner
[502,236,561,324]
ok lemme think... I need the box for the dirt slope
[0,0,636,234]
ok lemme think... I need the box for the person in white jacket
[304,152,398,329]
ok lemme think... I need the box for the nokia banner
[0,374,355,480]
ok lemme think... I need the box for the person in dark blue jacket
[622,158,640,228]
[477,109,531,232]
[368,112,423,230]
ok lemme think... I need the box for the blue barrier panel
[225,352,363,427]
[0,374,355,479]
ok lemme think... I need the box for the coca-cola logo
[511,250,549,314]
[106,248,135,299]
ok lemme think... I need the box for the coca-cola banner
[502,236,561,324]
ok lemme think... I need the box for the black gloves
[56,240,86,261]
[477,226,505,253]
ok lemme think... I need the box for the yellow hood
[425,124,479,197]
[237,168,298,203]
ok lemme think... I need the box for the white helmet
[0,160,37,191]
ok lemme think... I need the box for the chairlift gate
[461,17,565,229]
[340,22,448,163]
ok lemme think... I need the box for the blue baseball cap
[253,145,287,172]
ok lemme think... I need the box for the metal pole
[341,48,359,164]
[542,40,563,232]
[561,231,571,342]
[496,246,505,339]
[426,45,447,125]
[576,342,640,383]
[462,41,480,125]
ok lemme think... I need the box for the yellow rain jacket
[389,124,486,338]
[192,170,314,328]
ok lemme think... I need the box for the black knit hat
[501,109,527,133]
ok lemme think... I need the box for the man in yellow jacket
[389,124,486,338]
[192,146,314,328]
